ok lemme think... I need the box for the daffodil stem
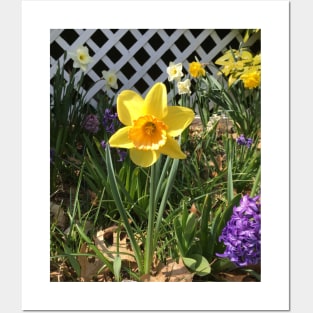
[144,163,157,274]
[171,81,176,105]
[105,145,144,274]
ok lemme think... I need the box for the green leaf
[173,216,186,256]
[211,258,237,273]
[214,194,242,254]
[226,138,234,203]
[199,195,211,259]
[184,213,197,244]
[113,255,122,282]
[63,244,81,277]
[182,256,197,270]
[183,254,211,276]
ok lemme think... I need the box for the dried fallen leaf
[216,154,225,171]
[94,229,137,265]
[88,190,98,206]
[77,243,105,282]
[215,264,260,282]
[216,117,234,137]
[50,202,68,230]
[141,258,194,282]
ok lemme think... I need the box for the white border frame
[22,0,290,310]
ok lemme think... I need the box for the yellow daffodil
[253,54,261,66]
[177,79,191,95]
[167,62,184,82]
[215,49,253,69]
[189,61,205,78]
[102,70,118,91]
[240,71,261,89]
[215,49,261,86]
[108,83,195,167]
[215,49,252,77]
[68,45,93,72]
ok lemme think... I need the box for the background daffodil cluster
[215,47,261,88]
[167,61,192,96]
[214,29,261,88]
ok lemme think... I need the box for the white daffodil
[167,62,184,82]
[177,79,191,95]
[68,46,93,72]
[102,70,118,91]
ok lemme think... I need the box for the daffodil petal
[159,136,186,159]
[130,149,160,167]
[108,126,134,148]
[117,91,145,126]
[144,82,168,119]
[162,106,195,137]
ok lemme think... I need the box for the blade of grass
[154,157,179,248]
[63,244,81,277]
[250,165,261,197]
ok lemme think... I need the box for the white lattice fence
[50,29,260,108]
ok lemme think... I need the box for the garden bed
[50,29,261,282]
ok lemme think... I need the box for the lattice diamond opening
[91,30,108,47]
[61,29,79,45]
[148,33,164,51]
[107,46,123,63]
[120,31,137,49]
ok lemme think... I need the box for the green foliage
[173,207,211,276]
[50,33,261,282]
[50,54,89,191]
[203,75,261,136]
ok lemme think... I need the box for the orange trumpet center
[128,115,168,150]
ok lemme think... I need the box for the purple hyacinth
[83,114,100,134]
[236,134,253,148]
[100,140,106,149]
[216,194,261,267]
[117,149,127,162]
[103,108,118,134]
